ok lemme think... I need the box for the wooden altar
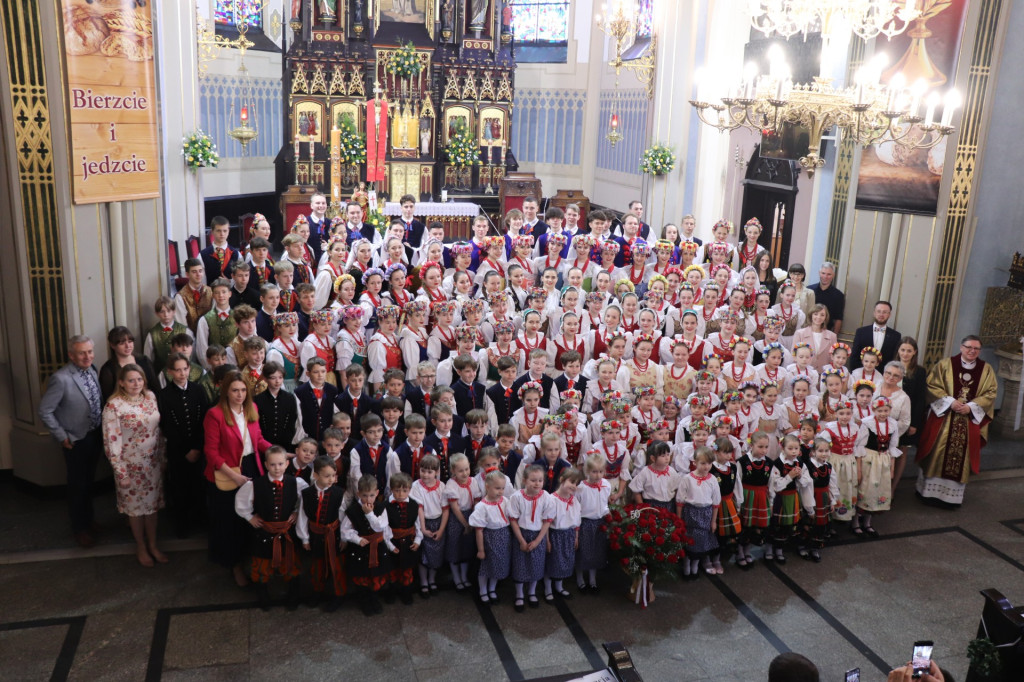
[276,0,517,216]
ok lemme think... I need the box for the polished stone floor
[2,444,1024,681]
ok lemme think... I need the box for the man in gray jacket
[39,335,104,547]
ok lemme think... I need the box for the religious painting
[477,106,507,145]
[293,100,325,142]
[854,0,969,216]
[380,0,426,24]
[331,101,360,131]
[444,106,472,143]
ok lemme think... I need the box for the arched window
[637,0,654,38]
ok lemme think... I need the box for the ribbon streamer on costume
[310,519,341,579]
[365,531,385,568]
[634,566,649,609]
[261,519,297,575]
[1015,336,1024,431]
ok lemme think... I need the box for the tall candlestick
[331,127,341,157]
[294,136,300,160]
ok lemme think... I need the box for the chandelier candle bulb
[924,92,940,126]
[941,91,961,127]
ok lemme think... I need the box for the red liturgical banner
[365,98,389,182]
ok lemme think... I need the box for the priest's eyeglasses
[961,344,981,352]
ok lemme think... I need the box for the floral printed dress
[102,393,165,517]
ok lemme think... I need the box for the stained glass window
[637,0,654,38]
[214,0,263,30]
[512,1,570,44]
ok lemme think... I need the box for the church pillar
[0,0,168,482]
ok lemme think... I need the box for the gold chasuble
[916,354,997,494]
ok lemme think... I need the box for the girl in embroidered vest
[268,312,302,390]
[854,397,901,537]
[566,234,598,292]
[737,432,772,568]
[821,400,858,525]
[783,376,820,435]
[510,235,536,283]
[852,380,876,428]
[335,306,368,381]
[367,305,403,393]
[709,437,743,574]
[315,238,349,310]
[749,380,785,458]
[299,309,337,386]
[358,268,386,340]
[511,382,547,451]
[484,320,522,381]
[427,300,459,365]
[383,263,412,310]
[766,435,804,563]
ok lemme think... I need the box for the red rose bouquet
[602,504,692,596]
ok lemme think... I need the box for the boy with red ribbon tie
[341,474,395,616]
[296,456,347,611]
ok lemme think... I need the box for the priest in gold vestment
[915,336,998,507]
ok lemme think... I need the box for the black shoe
[489,591,499,603]
[811,550,822,563]
[398,587,414,605]
[419,586,431,600]
[527,595,540,608]
[514,598,525,613]
[286,581,301,611]
[557,589,572,599]
[588,583,600,593]
[257,584,272,612]
[323,595,343,613]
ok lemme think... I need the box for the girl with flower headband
[705,311,742,367]
[564,234,598,290]
[820,342,851,394]
[314,238,349,309]
[515,308,548,357]
[817,368,848,423]
[334,304,368,381]
[646,240,676,283]
[694,282,721,338]
[661,395,683,440]
[484,320,525,381]
[629,384,663,445]
[737,218,764,270]
[755,341,792,399]
[627,308,665,363]
[331,274,358,336]
[623,240,651,289]
[588,420,632,501]
[617,332,665,408]
[382,263,412,310]
[783,375,820,435]
[267,312,302,390]
[299,309,337,386]
[709,262,736,298]
[505,263,529,312]
[750,379,786,457]
[508,234,535,282]
[674,238,697,269]
[752,314,792,366]
[346,238,375,290]
[358,267,386,335]
[289,215,318,274]
[850,345,882,388]
[415,260,449,306]
[855,396,901,536]
[427,300,459,365]
[852,380,876,428]
[246,212,272,252]
[533,233,567,286]
[722,335,757,391]
[595,240,623,282]
[583,329,628,384]
[474,236,507,291]
[786,341,821,397]
[398,301,430,380]
[683,264,707,302]
[701,354,728,398]
[662,336,697,402]
[700,219,735,266]
[771,280,806,348]
[366,305,403,391]
[510,381,548,451]
[818,399,858,525]
[749,287,773,342]
[547,311,591,372]
[379,235,409,272]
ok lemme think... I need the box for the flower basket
[387,42,423,79]
[640,143,676,176]
[603,504,691,607]
[182,129,219,172]
[445,118,482,169]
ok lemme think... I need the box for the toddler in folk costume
[854,396,901,538]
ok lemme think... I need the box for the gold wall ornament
[461,72,479,101]
[349,65,366,96]
[329,64,346,94]
[496,72,513,102]
[1,0,69,381]
[480,70,496,101]
[196,8,256,80]
[292,66,309,94]
[310,63,329,94]
[421,92,436,119]
[269,9,282,39]
[445,71,462,99]
[625,34,657,100]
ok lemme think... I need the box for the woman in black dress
[894,336,928,482]
[98,326,158,404]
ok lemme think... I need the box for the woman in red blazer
[792,304,838,373]
[204,370,272,586]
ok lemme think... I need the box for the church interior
[3,0,1024,680]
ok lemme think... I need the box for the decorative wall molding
[596,88,650,176]
[510,87,586,166]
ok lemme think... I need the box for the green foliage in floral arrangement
[387,42,423,79]
[445,119,481,169]
[182,130,219,171]
[334,114,366,165]
[640,143,676,176]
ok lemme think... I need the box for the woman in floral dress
[103,363,166,567]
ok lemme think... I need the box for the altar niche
[278,0,517,216]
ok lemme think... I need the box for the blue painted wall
[510,87,587,165]
[596,88,650,176]
[199,74,285,159]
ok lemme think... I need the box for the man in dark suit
[849,300,902,370]
[38,335,104,547]
[306,193,330,266]
[343,202,382,248]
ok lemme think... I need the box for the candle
[331,127,341,156]
[294,136,300,159]
[309,139,315,160]
[241,106,249,123]
[940,90,961,127]
[610,113,619,129]
[924,92,940,126]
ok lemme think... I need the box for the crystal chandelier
[748,0,921,43]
